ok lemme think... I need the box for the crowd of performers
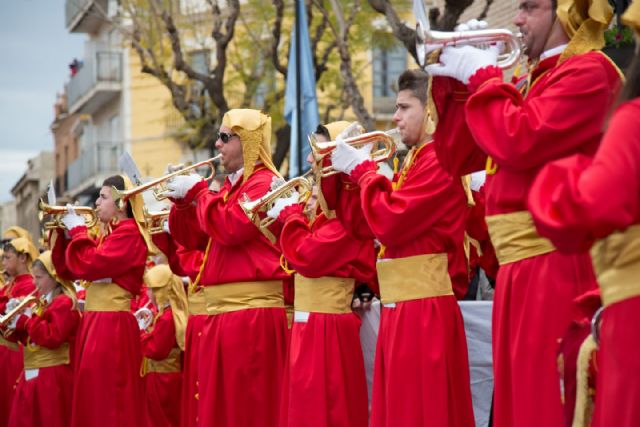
[1,0,639,425]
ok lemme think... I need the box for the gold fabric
[84,282,133,312]
[36,251,76,303]
[486,211,556,265]
[120,175,156,256]
[3,226,32,242]
[622,0,640,36]
[23,342,70,369]
[203,281,284,315]
[145,265,188,350]
[188,289,207,315]
[324,121,352,140]
[590,224,640,307]
[557,0,613,62]
[9,237,39,264]
[376,253,453,304]
[0,334,19,351]
[221,109,280,181]
[144,347,181,374]
[294,276,355,314]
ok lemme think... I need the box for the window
[372,44,407,98]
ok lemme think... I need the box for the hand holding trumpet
[330,139,374,176]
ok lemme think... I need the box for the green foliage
[604,25,635,48]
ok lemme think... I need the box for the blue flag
[284,0,320,177]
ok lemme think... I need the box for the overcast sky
[0,0,85,202]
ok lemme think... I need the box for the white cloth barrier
[358,300,494,427]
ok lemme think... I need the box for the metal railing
[67,142,123,191]
[67,51,122,111]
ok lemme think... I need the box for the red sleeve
[51,230,74,281]
[528,101,640,252]
[152,232,204,279]
[141,309,176,360]
[356,153,461,247]
[467,54,620,171]
[24,296,79,349]
[65,222,147,281]
[432,76,487,176]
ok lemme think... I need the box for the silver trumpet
[415,19,522,69]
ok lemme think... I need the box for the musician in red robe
[7,251,80,427]
[0,236,38,427]
[330,69,474,427]
[528,6,640,424]
[166,109,289,426]
[426,0,622,424]
[265,151,376,427]
[140,264,188,427]
[52,174,153,426]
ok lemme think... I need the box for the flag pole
[295,0,302,177]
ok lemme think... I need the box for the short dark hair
[314,124,331,140]
[102,175,134,218]
[397,69,430,105]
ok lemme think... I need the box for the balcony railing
[66,0,109,33]
[67,51,122,114]
[67,142,123,193]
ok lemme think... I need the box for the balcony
[67,142,123,197]
[67,51,122,115]
[66,0,109,33]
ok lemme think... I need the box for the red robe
[52,219,147,427]
[169,167,289,427]
[432,51,622,427]
[0,274,35,427]
[351,144,474,427]
[278,207,375,427]
[141,308,182,427]
[8,294,80,427]
[528,98,640,427]
[152,232,206,427]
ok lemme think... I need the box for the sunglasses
[217,131,237,144]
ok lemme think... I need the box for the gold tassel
[572,334,597,427]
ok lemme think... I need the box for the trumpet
[144,209,170,235]
[240,176,313,232]
[111,154,222,209]
[38,199,98,230]
[415,20,522,69]
[0,290,42,331]
[309,130,397,177]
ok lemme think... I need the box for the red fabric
[7,295,79,427]
[181,314,206,427]
[433,51,621,427]
[371,298,475,427]
[170,167,289,426]
[357,143,469,299]
[277,211,375,427]
[466,188,499,280]
[528,99,640,250]
[51,218,146,427]
[152,232,205,279]
[0,274,34,427]
[467,65,503,92]
[141,309,182,427]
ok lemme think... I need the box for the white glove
[454,18,488,32]
[162,217,170,234]
[165,173,204,200]
[266,191,300,220]
[62,204,85,231]
[5,298,19,313]
[425,44,500,84]
[330,140,373,175]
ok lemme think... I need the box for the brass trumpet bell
[309,131,397,177]
[415,20,522,69]
[38,199,98,230]
[0,290,43,335]
[111,154,222,209]
[144,209,170,235]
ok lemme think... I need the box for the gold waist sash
[85,282,133,312]
[143,347,181,375]
[294,276,355,314]
[377,253,453,304]
[188,290,207,316]
[24,343,70,369]
[0,334,19,351]
[486,211,556,265]
[203,281,284,315]
[591,225,640,307]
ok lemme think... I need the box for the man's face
[95,186,121,224]
[392,90,427,148]
[215,125,244,173]
[513,0,556,59]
